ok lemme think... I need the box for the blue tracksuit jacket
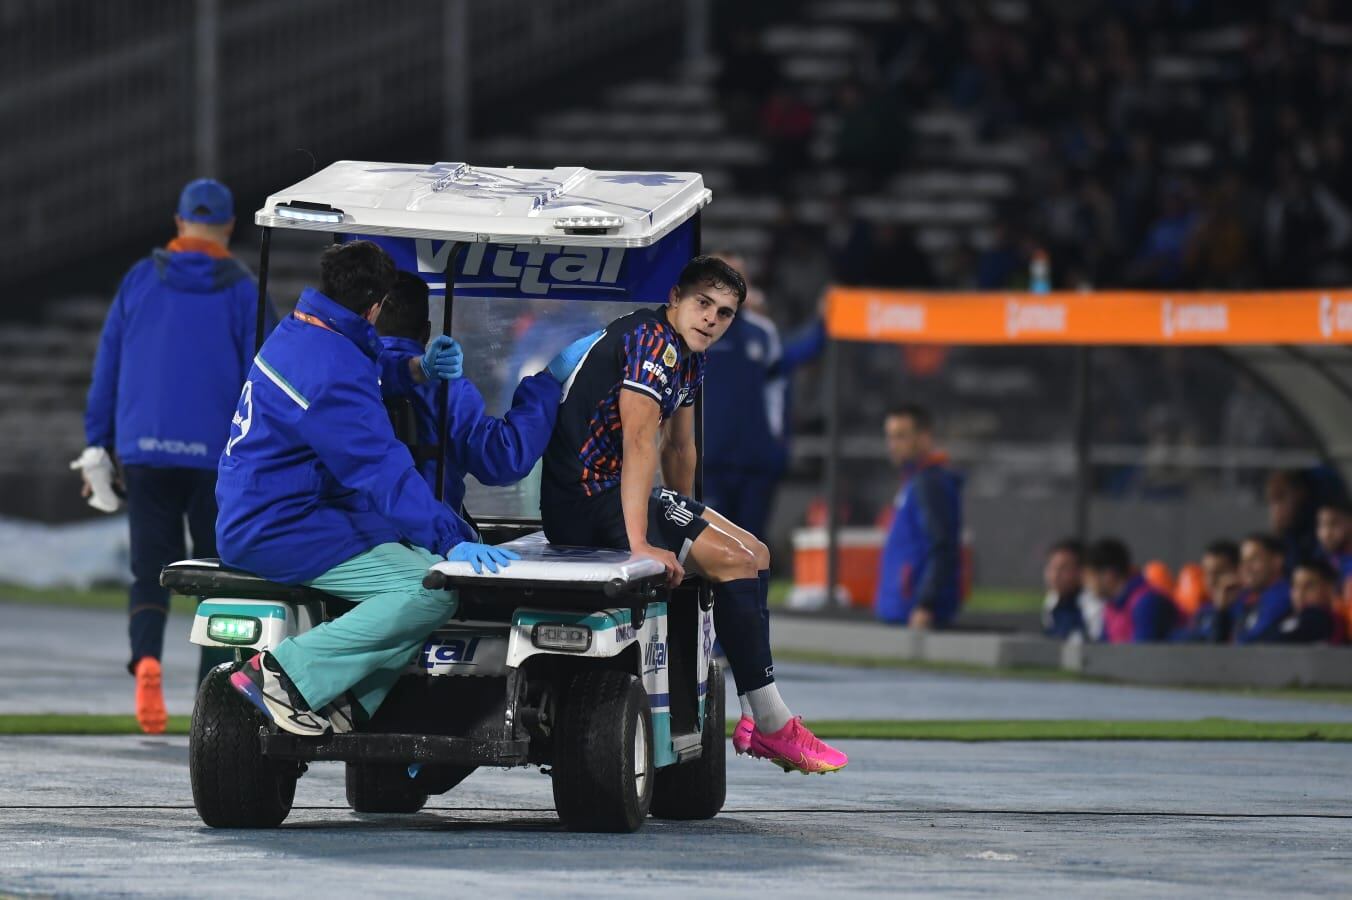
[215,289,475,584]
[85,241,273,469]
[703,313,825,472]
[376,335,561,514]
[1235,578,1294,644]
[876,457,963,625]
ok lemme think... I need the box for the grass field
[3,713,1351,741]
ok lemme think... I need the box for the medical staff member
[373,272,590,517]
[217,241,516,735]
[77,178,272,734]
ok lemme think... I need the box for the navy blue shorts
[541,486,708,562]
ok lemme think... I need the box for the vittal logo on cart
[1319,295,1352,339]
[1161,299,1228,339]
[416,239,626,296]
[866,297,926,337]
[1005,298,1067,337]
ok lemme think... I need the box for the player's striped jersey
[542,306,705,500]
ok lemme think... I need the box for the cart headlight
[274,201,345,223]
[207,615,261,645]
[532,623,592,652]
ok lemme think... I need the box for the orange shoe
[134,657,168,734]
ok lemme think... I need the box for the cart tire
[189,664,298,828]
[345,763,428,814]
[650,660,726,820]
[551,670,653,833]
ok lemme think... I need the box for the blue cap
[177,178,234,224]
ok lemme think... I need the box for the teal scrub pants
[271,542,455,718]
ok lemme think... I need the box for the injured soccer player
[539,255,847,774]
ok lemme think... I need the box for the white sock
[746,683,792,734]
[737,693,753,719]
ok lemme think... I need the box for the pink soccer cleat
[747,717,848,774]
[732,714,755,755]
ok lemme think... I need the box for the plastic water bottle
[1029,249,1051,294]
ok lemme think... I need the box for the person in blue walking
[875,404,964,629]
[76,178,274,734]
[217,241,517,737]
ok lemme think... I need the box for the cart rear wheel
[651,660,726,820]
[189,664,298,828]
[551,670,653,833]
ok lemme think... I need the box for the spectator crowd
[1041,469,1352,645]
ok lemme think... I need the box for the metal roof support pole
[825,337,842,607]
[254,226,271,354]
[437,242,465,503]
[442,0,470,159]
[193,0,220,176]
[1072,346,1092,542]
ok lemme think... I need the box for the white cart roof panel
[256,161,710,248]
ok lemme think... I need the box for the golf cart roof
[255,161,711,248]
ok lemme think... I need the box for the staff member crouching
[216,242,516,736]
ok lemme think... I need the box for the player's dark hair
[1202,539,1240,567]
[676,255,747,307]
[887,404,933,433]
[1085,538,1132,576]
[376,271,430,340]
[1243,532,1285,557]
[319,241,395,315]
[1048,538,1084,562]
[1294,556,1339,585]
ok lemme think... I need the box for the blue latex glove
[546,330,604,383]
[420,335,464,381]
[448,541,521,574]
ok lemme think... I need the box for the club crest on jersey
[662,344,678,367]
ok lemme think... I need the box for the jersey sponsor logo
[641,360,670,385]
[662,343,678,367]
[137,437,209,457]
[225,381,253,456]
[417,240,626,297]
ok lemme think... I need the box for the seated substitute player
[540,256,847,774]
[373,271,594,518]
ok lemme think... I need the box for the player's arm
[659,404,697,495]
[619,389,683,583]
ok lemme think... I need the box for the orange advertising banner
[825,288,1352,345]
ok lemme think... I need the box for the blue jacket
[1235,578,1293,644]
[377,335,561,514]
[703,313,824,472]
[215,289,475,584]
[1102,573,1176,642]
[86,241,273,469]
[876,456,963,625]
